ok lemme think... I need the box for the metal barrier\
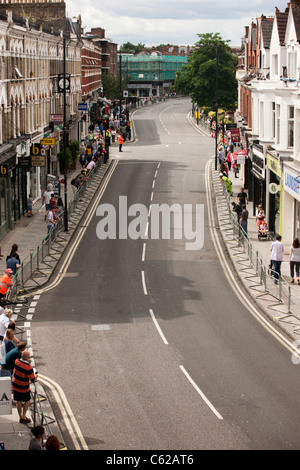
[215,173,300,322]
[8,156,105,299]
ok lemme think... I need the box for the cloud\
[66,0,287,46]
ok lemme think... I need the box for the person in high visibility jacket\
[0,269,13,298]
[222,175,233,196]
[118,133,124,152]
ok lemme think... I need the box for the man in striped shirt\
[12,350,38,424]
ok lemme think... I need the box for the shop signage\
[230,128,240,143]
[31,156,46,167]
[78,103,88,111]
[41,138,55,146]
[269,183,280,194]
[267,153,282,178]
[0,377,12,415]
[0,164,8,177]
[252,146,265,179]
[50,114,63,123]
[283,168,300,201]
[30,143,41,156]
[19,156,31,168]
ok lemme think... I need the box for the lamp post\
[119,53,122,117]
[63,35,68,232]
[214,45,219,172]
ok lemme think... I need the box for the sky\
[66,0,288,48]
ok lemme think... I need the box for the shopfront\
[283,164,300,241]
[250,142,266,216]
[266,152,282,235]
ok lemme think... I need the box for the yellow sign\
[41,138,56,146]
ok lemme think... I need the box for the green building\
[119,52,188,98]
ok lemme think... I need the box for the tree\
[102,70,128,101]
[174,33,238,111]
[119,42,145,55]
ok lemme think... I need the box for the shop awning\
[230,149,248,162]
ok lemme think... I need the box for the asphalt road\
[32,98,300,450]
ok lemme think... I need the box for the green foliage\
[57,147,72,172]
[102,70,128,100]
[174,33,238,111]
[68,140,80,162]
[119,42,145,55]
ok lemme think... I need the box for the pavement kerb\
[0,153,116,451]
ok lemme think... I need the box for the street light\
[214,45,219,172]
[63,35,68,232]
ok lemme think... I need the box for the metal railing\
[8,155,105,299]
[216,174,300,323]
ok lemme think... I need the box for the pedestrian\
[6,244,20,264]
[42,188,53,219]
[57,197,64,211]
[231,202,242,223]
[270,235,284,284]
[12,350,38,424]
[86,158,96,170]
[239,204,249,238]
[6,252,20,275]
[0,269,13,298]
[232,161,239,178]
[289,238,300,285]
[237,187,248,206]
[218,145,225,165]
[45,435,61,450]
[0,308,13,347]
[47,180,54,192]
[0,341,27,378]
[45,208,56,240]
[29,426,45,450]
[256,204,265,223]
[26,194,33,217]
[126,122,131,141]
[118,133,124,152]
[222,175,233,196]
[0,328,16,359]
[49,193,56,210]
[227,150,232,171]
[52,206,60,224]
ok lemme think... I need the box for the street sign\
[19,156,31,168]
[50,114,63,123]
[31,156,46,167]
[41,138,55,146]
[78,103,88,111]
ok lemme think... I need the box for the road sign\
[50,114,63,123]
[78,103,88,111]
[31,156,46,167]
[41,138,55,146]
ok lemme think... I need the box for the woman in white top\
[289,238,300,284]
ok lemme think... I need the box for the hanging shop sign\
[230,128,240,143]
[269,182,280,194]
[31,155,46,167]
[0,164,9,177]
